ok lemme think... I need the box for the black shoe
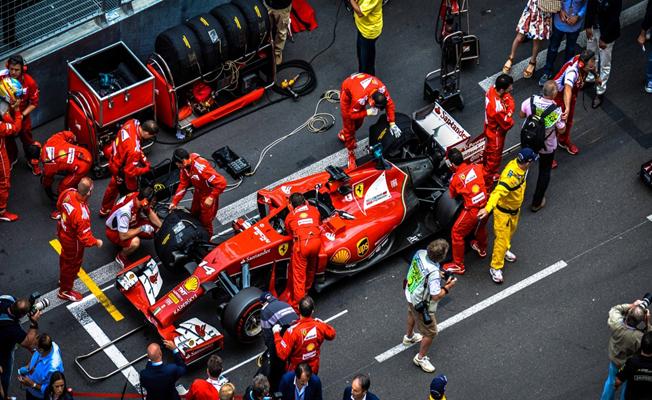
[591,94,604,109]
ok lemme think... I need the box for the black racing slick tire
[222,286,264,343]
[211,4,249,60]
[155,24,203,86]
[231,0,270,50]
[185,13,229,73]
[433,189,463,231]
[154,209,210,272]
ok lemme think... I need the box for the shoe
[558,142,579,155]
[470,240,487,258]
[115,253,128,268]
[585,72,595,83]
[592,94,604,109]
[99,208,111,218]
[502,57,514,74]
[337,131,346,143]
[403,333,423,346]
[538,73,551,87]
[413,354,436,373]
[523,60,536,79]
[552,159,558,169]
[489,268,504,284]
[531,197,546,212]
[0,210,19,222]
[57,290,83,302]
[50,210,61,220]
[442,262,466,275]
[505,250,517,263]
[29,160,42,176]
[646,82,652,94]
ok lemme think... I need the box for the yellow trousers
[490,209,520,270]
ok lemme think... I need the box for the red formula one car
[115,104,486,364]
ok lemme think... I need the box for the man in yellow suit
[478,148,537,284]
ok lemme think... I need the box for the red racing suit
[553,55,584,146]
[284,203,321,308]
[0,110,22,211]
[105,192,154,248]
[4,71,38,164]
[101,119,150,212]
[56,188,99,292]
[273,316,336,373]
[171,153,227,237]
[449,162,488,266]
[41,131,92,195]
[482,85,514,188]
[339,73,396,151]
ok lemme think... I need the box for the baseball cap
[517,147,538,163]
[429,374,448,399]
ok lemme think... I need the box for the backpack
[520,96,557,153]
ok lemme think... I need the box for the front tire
[222,286,264,343]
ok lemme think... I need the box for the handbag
[537,0,562,13]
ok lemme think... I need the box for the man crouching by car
[403,239,456,373]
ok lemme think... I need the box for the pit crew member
[56,177,103,301]
[338,72,399,168]
[478,148,537,284]
[169,148,227,238]
[99,119,158,216]
[442,148,488,275]
[482,73,515,189]
[105,187,161,267]
[0,78,23,222]
[273,296,336,374]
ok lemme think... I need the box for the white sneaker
[403,333,423,346]
[490,268,504,284]
[413,354,436,373]
[504,250,517,263]
[585,72,595,83]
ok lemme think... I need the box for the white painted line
[478,0,648,91]
[216,139,370,224]
[647,214,652,222]
[375,261,568,363]
[222,309,349,375]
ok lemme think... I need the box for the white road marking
[477,1,648,91]
[222,309,349,376]
[647,214,652,222]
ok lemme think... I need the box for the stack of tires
[154,0,270,87]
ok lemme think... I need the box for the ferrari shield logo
[356,237,369,257]
[278,243,289,256]
[354,183,364,198]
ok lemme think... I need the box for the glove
[272,324,282,334]
[389,123,402,138]
[140,225,155,234]
[366,107,379,116]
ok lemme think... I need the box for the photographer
[403,239,456,373]
[600,296,651,400]
[616,331,652,399]
[0,294,41,398]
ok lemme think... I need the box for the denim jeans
[0,349,15,398]
[543,25,581,76]
[356,30,377,76]
[647,45,652,84]
[600,361,626,400]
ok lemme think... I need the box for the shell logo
[300,212,308,218]
[330,248,351,264]
[306,343,315,351]
[471,184,480,194]
[184,276,199,292]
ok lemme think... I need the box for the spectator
[600,300,651,400]
[279,363,322,400]
[404,239,456,373]
[478,149,538,284]
[519,80,566,212]
[342,373,379,400]
[264,0,292,65]
[539,0,588,86]
[636,0,652,93]
[552,49,597,156]
[274,296,336,374]
[139,340,186,400]
[585,0,623,108]
[186,354,228,400]
[616,331,652,400]
[0,295,41,398]
[219,382,237,400]
[349,0,383,75]
[244,374,271,400]
[44,371,73,400]
[503,0,553,79]
[429,374,448,400]
[18,334,64,400]
[260,292,298,392]
[482,74,515,189]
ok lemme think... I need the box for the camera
[414,300,433,325]
[640,293,652,310]
[441,269,454,283]
[28,292,50,316]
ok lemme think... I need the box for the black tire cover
[154,209,210,271]
[155,24,203,86]
[231,0,271,50]
[185,13,229,73]
[211,3,249,60]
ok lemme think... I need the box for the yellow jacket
[354,0,383,39]
[484,158,527,213]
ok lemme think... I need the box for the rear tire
[231,0,270,50]
[155,24,203,85]
[211,4,249,60]
[222,286,264,343]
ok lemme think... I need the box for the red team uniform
[0,110,22,217]
[482,85,515,188]
[274,316,336,374]
[40,131,91,195]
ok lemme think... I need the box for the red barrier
[73,392,142,398]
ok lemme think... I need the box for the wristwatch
[32,382,37,389]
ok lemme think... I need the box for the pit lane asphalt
[1,0,652,398]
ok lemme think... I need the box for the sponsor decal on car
[278,243,289,256]
[354,183,364,198]
[330,248,351,264]
[245,248,271,262]
[357,237,370,257]
[184,276,200,292]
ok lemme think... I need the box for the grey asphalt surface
[1,0,652,398]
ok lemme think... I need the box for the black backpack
[520,96,557,153]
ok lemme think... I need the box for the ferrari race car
[115,103,486,364]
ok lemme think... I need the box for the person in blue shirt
[17,334,64,400]
[539,0,588,86]
[278,363,322,400]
